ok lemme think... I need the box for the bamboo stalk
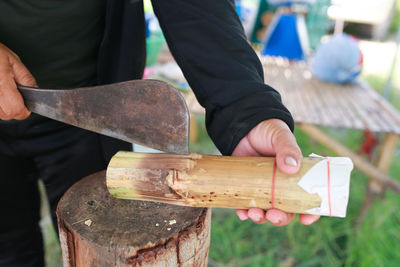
[106,151,354,217]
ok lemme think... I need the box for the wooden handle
[106,152,353,217]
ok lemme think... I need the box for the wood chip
[84,219,92,227]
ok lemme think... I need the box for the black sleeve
[151,0,294,155]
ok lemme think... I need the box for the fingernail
[253,215,262,222]
[285,156,298,167]
[269,217,281,224]
[267,212,282,224]
[238,214,247,220]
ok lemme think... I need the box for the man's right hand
[0,43,37,120]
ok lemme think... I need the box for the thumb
[9,55,37,87]
[271,123,302,174]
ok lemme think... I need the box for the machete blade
[18,79,189,154]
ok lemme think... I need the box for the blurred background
[41,0,400,266]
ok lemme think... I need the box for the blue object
[145,15,150,38]
[312,34,362,84]
[261,13,307,60]
[235,0,242,19]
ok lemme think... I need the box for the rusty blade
[18,80,189,154]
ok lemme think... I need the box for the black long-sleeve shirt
[99,0,294,155]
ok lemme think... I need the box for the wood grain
[106,152,329,215]
[57,171,211,267]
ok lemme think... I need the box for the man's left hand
[232,119,320,226]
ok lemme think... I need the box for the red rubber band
[271,159,277,209]
[327,158,332,217]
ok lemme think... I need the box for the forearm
[152,0,293,154]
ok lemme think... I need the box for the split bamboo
[106,152,353,217]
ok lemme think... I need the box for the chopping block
[56,171,211,267]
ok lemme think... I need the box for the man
[0,1,319,266]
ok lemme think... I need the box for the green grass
[42,222,62,267]
[189,114,219,154]
[390,0,400,34]
[205,71,400,266]
[206,126,400,267]
[38,181,62,267]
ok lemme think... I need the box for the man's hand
[232,119,320,226]
[0,43,37,120]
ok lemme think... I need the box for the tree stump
[56,171,211,266]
